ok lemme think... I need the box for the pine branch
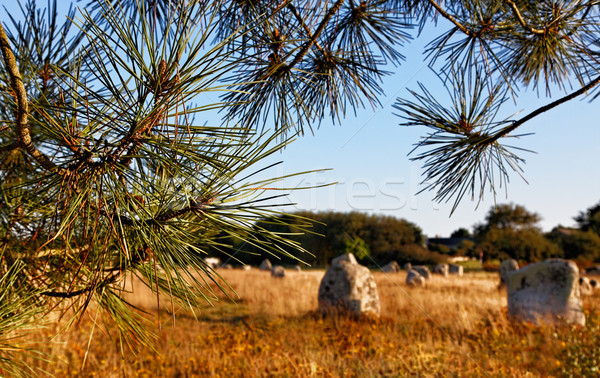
[287,0,345,71]
[427,0,475,37]
[504,0,546,35]
[490,74,600,143]
[0,24,66,175]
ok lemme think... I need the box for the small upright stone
[412,265,431,280]
[406,269,425,287]
[259,258,272,271]
[204,257,221,269]
[499,259,519,286]
[448,264,464,276]
[318,261,380,317]
[271,265,285,278]
[292,265,302,272]
[433,263,449,277]
[580,277,593,295]
[242,265,252,271]
[381,261,401,273]
[220,263,233,269]
[507,259,585,326]
[403,262,412,271]
[332,253,357,266]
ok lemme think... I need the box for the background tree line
[205,200,600,268]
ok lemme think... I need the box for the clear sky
[3,3,599,237]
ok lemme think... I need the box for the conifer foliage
[1,0,599,373]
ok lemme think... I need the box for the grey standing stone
[406,269,425,287]
[412,265,431,280]
[293,265,302,272]
[381,261,401,273]
[332,253,357,266]
[449,264,464,276]
[403,262,412,271]
[271,265,285,278]
[507,259,585,326]
[433,263,449,276]
[318,262,380,317]
[499,259,519,285]
[259,259,272,271]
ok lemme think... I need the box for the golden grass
[19,269,600,377]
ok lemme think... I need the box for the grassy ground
[20,269,600,377]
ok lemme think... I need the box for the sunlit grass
[21,269,600,376]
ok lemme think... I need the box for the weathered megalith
[271,265,285,278]
[580,277,593,295]
[242,265,252,271]
[381,261,401,273]
[292,265,302,272]
[332,253,357,266]
[412,265,431,280]
[507,259,585,326]
[433,263,449,277]
[403,262,412,271]
[448,264,464,276]
[204,257,221,269]
[499,259,519,286]
[259,258,272,271]
[406,269,425,287]
[318,260,380,317]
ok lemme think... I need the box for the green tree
[2,0,600,373]
[575,201,600,235]
[475,204,560,261]
[548,228,600,263]
[451,227,472,238]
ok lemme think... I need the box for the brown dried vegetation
[23,269,600,377]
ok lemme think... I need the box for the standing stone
[259,258,272,271]
[332,253,357,266]
[580,277,593,295]
[293,265,302,272]
[220,263,233,269]
[507,259,585,326]
[412,265,431,280]
[271,265,285,278]
[403,262,412,271]
[406,269,425,287]
[433,263,449,277]
[204,257,221,269]
[381,261,401,273]
[242,265,252,271]
[449,264,464,276]
[499,259,519,286]
[318,262,380,317]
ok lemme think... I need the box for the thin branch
[505,0,546,35]
[0,24,65,175]
[490,74,600,142]
[427,0,475,37]
[287,0,345,71]
[287,3,326,54]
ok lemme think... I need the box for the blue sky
[3,2,599,237]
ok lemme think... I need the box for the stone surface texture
[433,264,449,276]
[259,259,272,271]
[271,265,285,278]
[448,264,464,276]
[381,261,401,273]
[412,265,431,280]
[507,259,585,326]
[499,259,519,284]
[318,260,380,317]
[332,253,358,266]
[406,269,425,287]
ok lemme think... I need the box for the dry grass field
[19,268,600,377]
